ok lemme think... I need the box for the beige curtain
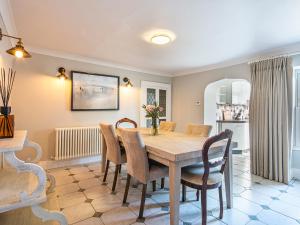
[249,57,293,184]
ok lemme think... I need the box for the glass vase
[150,118,158,136]
[0,106,14,138]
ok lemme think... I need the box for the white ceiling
[8,0,300,76]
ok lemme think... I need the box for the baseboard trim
[38,155,102,170]
[292,168,300,180]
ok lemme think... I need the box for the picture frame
[71,71,119,111]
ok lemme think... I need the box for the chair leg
[201,189,207,225]
[123,174,131,204]
[218,185,223,219]
[112,164,120,193]
[102,160,110,183]
[182,184,186,202]
[161,178,165,189]
[138,183,147,220]
[119,164,122,174]
[196,190,200,201]
[152,180,156,192]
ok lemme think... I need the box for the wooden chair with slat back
[184,124,213,200]
[181,129,233,225]
[115,118,137,129]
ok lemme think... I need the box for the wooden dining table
[100,128,237,225]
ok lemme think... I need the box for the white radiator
[55,126,101,160]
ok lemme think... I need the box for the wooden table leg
[224,145,233,208]
[100,133,107,173]
[169,162,181,225]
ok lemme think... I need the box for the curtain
[249,56,293,184]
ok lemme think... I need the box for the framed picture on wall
[71,71,119,111]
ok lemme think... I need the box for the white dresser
[0,130,67,224]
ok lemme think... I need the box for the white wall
[0,14,14,69]
[0,13,15,167]
[11,53,171,160]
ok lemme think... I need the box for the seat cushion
[181,164,223,187]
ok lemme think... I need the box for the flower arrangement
[142,102,163,135]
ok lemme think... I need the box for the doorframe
[140,81,172,127]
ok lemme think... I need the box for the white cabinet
[232,81,251,105]
[218,121,249,151]
[217,84,232,104]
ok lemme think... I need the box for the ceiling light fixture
[0,28,31,58]
[151,34,171,45]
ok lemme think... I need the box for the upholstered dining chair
[159,121,176,132]
[185,124,212,136]
[119,128,169,221]
[100,123,127,193]
[115,118,137,174]
[181,129,233,225]
[184,124,213,200]
[115,117,138,129]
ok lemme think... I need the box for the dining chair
[100,123,127,193]
[119,128,169,221]
[185,123,212,136]
[116,118,160,191]
[115,117,138,129]
[157,121,176,189]
[159,121,176,132]
[185,124,213,199]
[181,129,233,225]
[115,118,137,174]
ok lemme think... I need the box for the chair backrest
[159,121,176,132]
[115,118,138,129]
[201,129,233,186]
[100,123,122,164]
[185,124,212,136]
[119,128,149,184]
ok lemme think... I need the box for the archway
[204,78,250,153]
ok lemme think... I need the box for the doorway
[140,81,171,127]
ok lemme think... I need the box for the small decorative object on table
[0,68,16,138]
[142,102,163,136]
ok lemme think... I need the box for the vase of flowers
[142,102,163,136]
[0,68,16,138]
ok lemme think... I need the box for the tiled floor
[47,153,300,225]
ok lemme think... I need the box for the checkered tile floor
[47,152,300,225]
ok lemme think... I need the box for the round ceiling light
[151,34,172,45]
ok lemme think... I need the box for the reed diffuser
[0,68,16,138]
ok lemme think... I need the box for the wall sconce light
[0,28,31,58]
[123,77,133,87]
[57,67,68,80]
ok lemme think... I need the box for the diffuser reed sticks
[0,68,16,108]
